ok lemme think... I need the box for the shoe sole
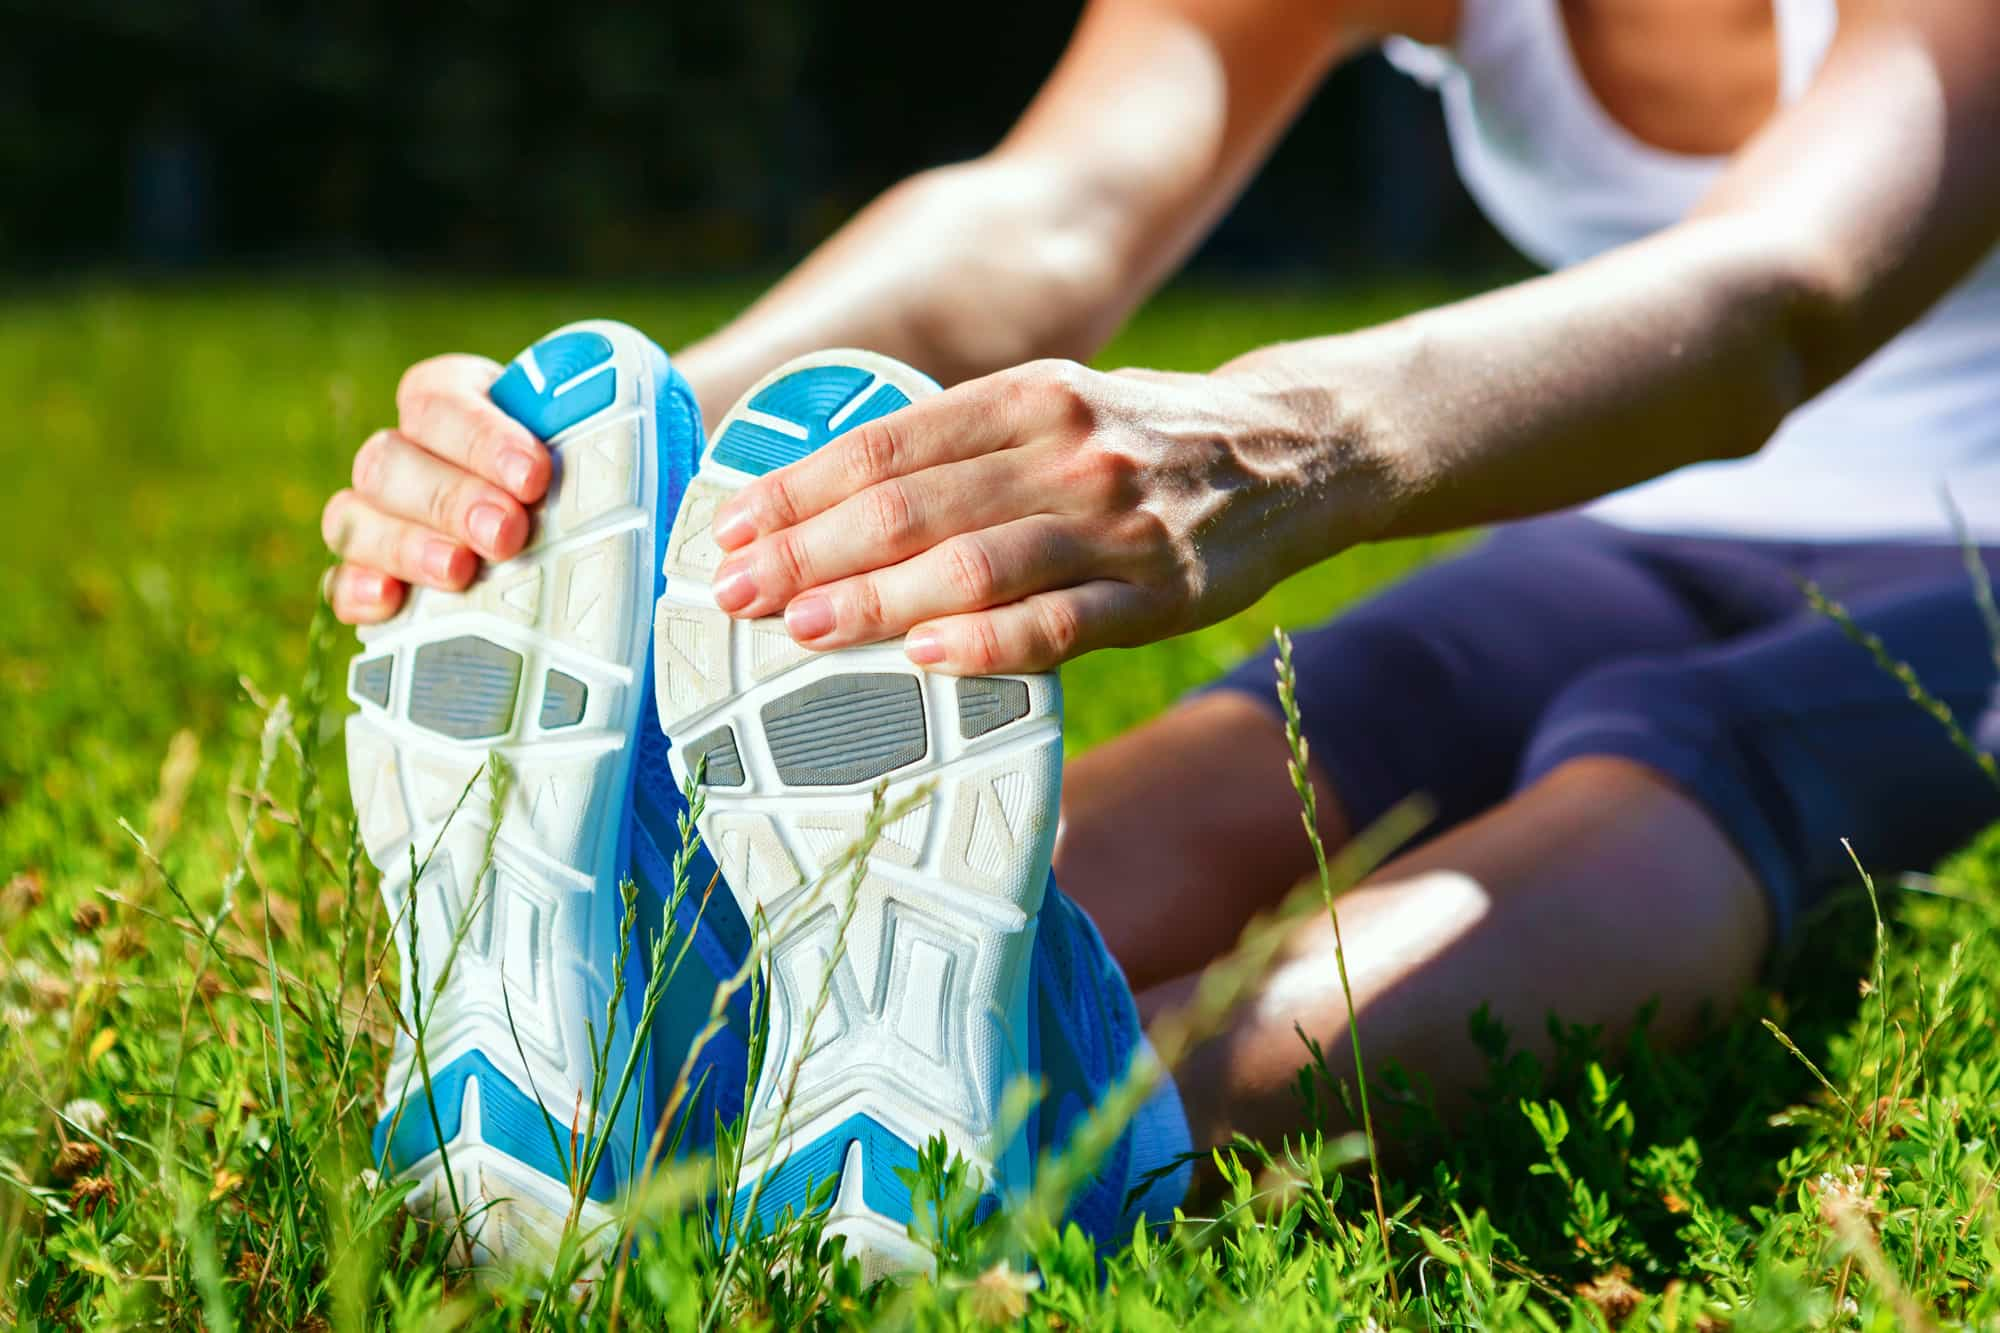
[651,350,1061,1277]
[346,320,687,1268]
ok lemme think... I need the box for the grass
[3,279,1999,1329]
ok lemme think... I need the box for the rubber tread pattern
[955,678,1029,739]
[761,673,928,786]
[538,668,588,730]
[407,636,523,740]
[684,725,747,789]
[352,656,393,709]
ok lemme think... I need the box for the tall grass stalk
[1274,626,1397,1299]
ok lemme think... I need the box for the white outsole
[652,350,1062,1267]
[345,320,665,1268]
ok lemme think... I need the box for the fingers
[327,563,407,625]
[322,486,477,590]
[351,429,531,561]
[323,351,555,629]
[777,517,1098,650]
[711,453,1054,618]
[904,581,1161,675]
[396,354,552,503]
[712,366,1057,551]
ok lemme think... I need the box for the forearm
[1223,215,1827,546]
[673,0,1369,417]
[1230,1,2000,555]
[673,156,1134,414]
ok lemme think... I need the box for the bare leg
[1153,756,1772,1151]
[1054,691,1348,995]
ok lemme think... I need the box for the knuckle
[398,527,434,578]
[757,475,798,530]
[320,490,356,551]
[395,378,442,433]
[940,536,996,605]
[464,414,511,467]
[864,481,913,544]
[847,576,888,630]
[425,475,470,533]
[352,430,395,494]
[844,425,901,488]
[768,532,813,590]
[1026,358,1094,425]
[1115,506,1174,562]
[1036,596,1083,657]
[394,359,438,416]
[1069,441,1140,507]
[396,354,483,424]
[962,616,1003,674]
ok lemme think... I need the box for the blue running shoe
[344,320,704,1269]
[1029,883,1193,1248]
[651,350,1064,1276]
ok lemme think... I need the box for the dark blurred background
[3,0,1513,280]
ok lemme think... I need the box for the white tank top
[1385,0,2000,544]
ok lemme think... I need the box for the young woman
[324,0,2000,1170]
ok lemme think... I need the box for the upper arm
[989,0,1389,301]
[1697,0,2000,388]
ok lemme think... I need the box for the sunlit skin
[319,0,2000,1152]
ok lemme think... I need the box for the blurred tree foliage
[0,0,1505,276]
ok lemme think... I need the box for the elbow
[1758,228,1873,408]
[1684,219,1870,462]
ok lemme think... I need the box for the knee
[1522,656,1732,788]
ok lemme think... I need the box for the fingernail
[906,629,944,665]
[785,595,834,641]
[714,505,755,550]
[713,563,755,613]
[501,451,536,495]
[423,540,459,583]
[470,504,506,552]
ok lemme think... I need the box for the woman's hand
[709,358,1380,674]
[320,355,553,624]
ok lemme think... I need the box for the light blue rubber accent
[730,1113,1005,1237]
[711,366,913,476]
[733,1113,917,1231]
[490,329,619,440]
[373,1049,619,1202]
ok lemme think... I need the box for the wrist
[1211,339,1418,554]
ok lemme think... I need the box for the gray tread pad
[955,678,1029,739]
[760,673,927,786]
[407,636,523,741]
[684,725,746,788]
[538,668,588,730]
[352,656,394,709]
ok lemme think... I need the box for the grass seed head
[69,899,106,934]
[16,959,73,1011]
[2,870,44,916]
[69,1174,118,1216]
[105,925,146,963]
[51,1139,101,1182]
[1860,1095,1920,1140]
[1810,1164,1889,1232]
[1576,1266,1642,1323]
[960,1260,1040,1325]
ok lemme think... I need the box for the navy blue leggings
[1214,515,2000,942]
